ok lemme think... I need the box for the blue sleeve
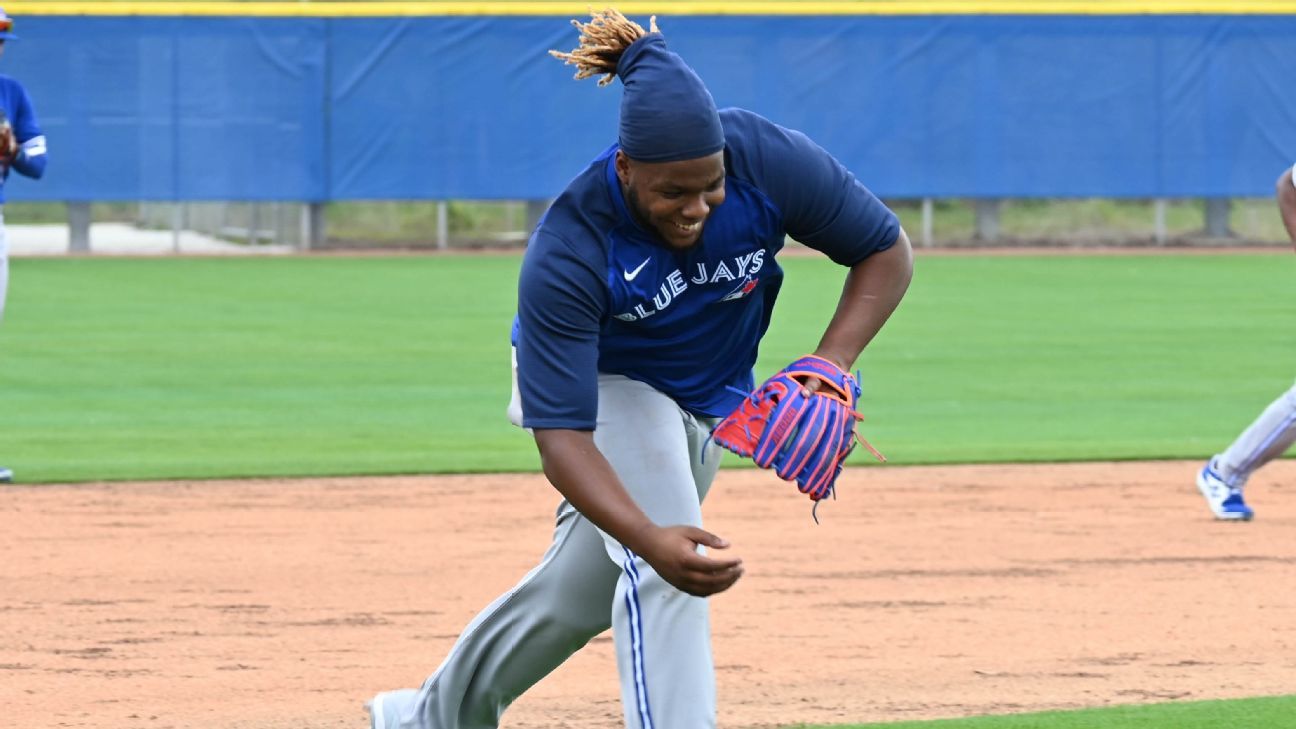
[9,83,45,180]
[739,114,898,266]
[516,230,608,430]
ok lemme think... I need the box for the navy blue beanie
[615,33,724,163]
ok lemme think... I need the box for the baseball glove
[0,111,17,174]
[710,355,884,504]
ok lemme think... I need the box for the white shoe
[1196,458,1254,521]
[366,688,418,729]
[0,467,12,483]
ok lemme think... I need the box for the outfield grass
[1,256,526,481]
[797,694,1296,729]
[2,251,1295,483]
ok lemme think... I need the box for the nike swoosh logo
[623,258,650,281]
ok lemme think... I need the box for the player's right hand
[637,525,743,597]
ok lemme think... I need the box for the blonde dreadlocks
[549,9,661,87]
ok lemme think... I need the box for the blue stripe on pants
[622,548,654,729]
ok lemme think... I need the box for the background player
[0,5,48,483]
[369,9,913,728]
[1195,164,1296,520]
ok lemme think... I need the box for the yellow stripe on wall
[7,0,1296,16]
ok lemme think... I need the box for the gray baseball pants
[0,212,8,323]
[381,365,722,728]
[1212,379,1296,488]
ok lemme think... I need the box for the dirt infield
[4,461,1294,729]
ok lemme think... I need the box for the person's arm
[1278,167,1296,250]
[517,230,742,597]
[533,429,743,597]
[9,134,46,179]
[723,112,912,370]
[812,228,914,372]
[9,84,45,180]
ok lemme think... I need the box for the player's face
[617,150,726,250]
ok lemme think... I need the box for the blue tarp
[3,14,1294,201]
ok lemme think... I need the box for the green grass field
[4,252,1295,724]
[3,251,1295,482]
[799,695,1296,728]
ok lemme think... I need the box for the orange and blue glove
[710,355,883,503]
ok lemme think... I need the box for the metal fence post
[921,198,934,247]
[171,203,182,253]
[301,202,325,251]
[525,199,550,237]
[68,202,92,253]
[1205,198,1232,238]
[437,201,448,250]
[974,198,1001,242]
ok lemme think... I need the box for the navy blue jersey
[0,74,46,201]
[516,108,899,430]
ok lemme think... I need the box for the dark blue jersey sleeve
[8,81,45,180]
[515,230,609,430]
[725,110,898,267]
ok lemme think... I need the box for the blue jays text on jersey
[612,248,766,322]
[515,108,900,431]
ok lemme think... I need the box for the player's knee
[541,608,610,638]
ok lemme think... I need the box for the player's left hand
[0,118,17,161]
[710,354,884,503]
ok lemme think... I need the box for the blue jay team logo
[719,274,760,302]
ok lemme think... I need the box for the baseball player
[1195,164,1296,521]
[0,6,48,484]
[368,10,912,728]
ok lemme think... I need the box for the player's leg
[590,373,723,729]
[1197,380,1296,519]
[1214,381,1296,483]
[371,501,620,729]
[0,214,12,483]
[372,371,722,728]
[369,352,622,728]
[0,212,8,324]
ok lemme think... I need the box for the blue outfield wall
[3,14,1296,201]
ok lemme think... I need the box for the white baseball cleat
[1196,457,1254,521]
[366,688,418,729]
[0,467,12,483]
